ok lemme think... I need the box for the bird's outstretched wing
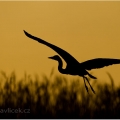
[80,58,120,70]
[24,30,79,65]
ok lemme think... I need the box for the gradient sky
[0,2,120,85]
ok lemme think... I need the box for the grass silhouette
[0,71,119,118]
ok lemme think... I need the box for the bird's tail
[87,72,97,79]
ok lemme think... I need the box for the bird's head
[48,55,60,61]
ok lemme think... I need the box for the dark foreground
[0,71,119,118]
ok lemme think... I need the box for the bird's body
[24,30,120,94]
[50,55,88,76]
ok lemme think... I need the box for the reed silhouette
[0,71,120,118]
[24,30,120,94]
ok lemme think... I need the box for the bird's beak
[48,56,53,59]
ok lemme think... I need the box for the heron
[24,30,120,94]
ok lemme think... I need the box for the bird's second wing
[24,30,79,65]
[80,58,120,70]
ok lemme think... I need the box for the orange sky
[0,2,120,85]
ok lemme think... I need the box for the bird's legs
[83,77,89,93]
[85,77,95,94]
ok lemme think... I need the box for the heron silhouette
[24,30,120,94]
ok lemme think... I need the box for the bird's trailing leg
[85,77,95,94]
[83,77,89,93]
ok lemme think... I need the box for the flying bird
[24,30,120,94]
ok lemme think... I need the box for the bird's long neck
[57,57,66,74]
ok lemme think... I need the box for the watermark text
[0,108,30,113]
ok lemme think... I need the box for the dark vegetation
[0,71,120,118]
